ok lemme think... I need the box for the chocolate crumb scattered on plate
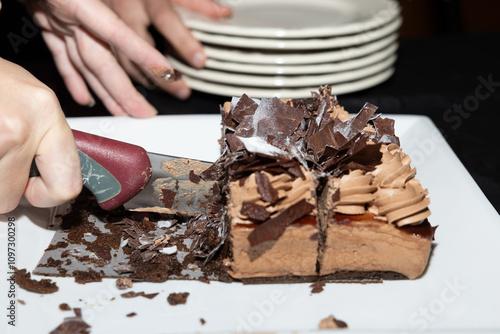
[310,281,326,294]
[167,292,190,305]
[200,318,206,325]
[59,303,71,311]
[116,277,133,290]
[121,291,159,299]
[126,312,137,318]
[50,308,91,334]
[318,315,348,329]
[14,268,58,294]
[18,299,25,305]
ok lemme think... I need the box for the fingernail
[87,98,96,108]
[160,69,182,82]
[191,52,206,69]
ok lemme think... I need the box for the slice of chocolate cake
[217,86,435,282]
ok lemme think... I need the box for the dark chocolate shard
[255,171,278,203]
[188,170,202,184]
[248,199,315,247]
[199,161,225,181]
[162,188,176,208]
[240,202,271,222]
[225,133,246,152]
[231,94,259,124]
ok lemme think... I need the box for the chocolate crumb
[167,292,190,305]
[126,312,137,318]
[310,281,326,294]
[162,188,177,208]
[14,268,58,294]
[50,307,91,334]
[59,303,71,311]
[116,277,133,290]
[121,291,159,299]
[318,315,348,329]
[73,269,103,284]
[200,318,206,325]
[18,299,25,305]
[189,170,202,184]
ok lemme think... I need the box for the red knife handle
[30,130,152,211]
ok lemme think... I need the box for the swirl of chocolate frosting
[369,144,431,226]
[332,170,377,215]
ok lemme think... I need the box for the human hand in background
[22,0,203,117]
[0,58,82,213]
[103,0,231,97]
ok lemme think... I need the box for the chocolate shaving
[189,170,202,184]
[162,188,176,208]
[126,312,137,318]
[240,202,271,222]
[255,171,278,203]
[248,199,314,247]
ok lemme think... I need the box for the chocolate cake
[35,86,434,284]
[213,85,435,282]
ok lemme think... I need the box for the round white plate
[203,33,398,65]
[182,66,395,98]
[193,16,401,50]
[170,54,396,88]
[202,43,398,75]
[177,0,400,39]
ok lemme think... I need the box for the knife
[30,130,215,215]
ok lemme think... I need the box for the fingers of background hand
[24,119,82,208]
[146,0,206,69]
[171,0,232,17]
[42,31,95,106]
[61,34,128,116]
[68,0,175,76]
[73,29,158,118]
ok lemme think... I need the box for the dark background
[1,0,499,213]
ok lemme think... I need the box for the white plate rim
[202,43,399,75]
[182,66,395,98]
[203,32,398,65]
[170,54,396,88]
[192,16,401,50]
[177,0,400,39]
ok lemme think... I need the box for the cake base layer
[229,221,318,279]
[320,217,434,280]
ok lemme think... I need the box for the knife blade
[30,130,214,215]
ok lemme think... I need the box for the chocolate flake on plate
[167,292,190,305]
[14,268,58,294]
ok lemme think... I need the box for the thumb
[24,125,82,208]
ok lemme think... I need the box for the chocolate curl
[248,199,314,247]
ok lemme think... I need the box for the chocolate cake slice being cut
[218,86,435,282]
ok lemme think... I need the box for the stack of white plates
[172,0,402,98]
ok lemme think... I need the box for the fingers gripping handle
[30,130,152,211]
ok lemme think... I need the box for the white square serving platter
[1,114,499,334]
